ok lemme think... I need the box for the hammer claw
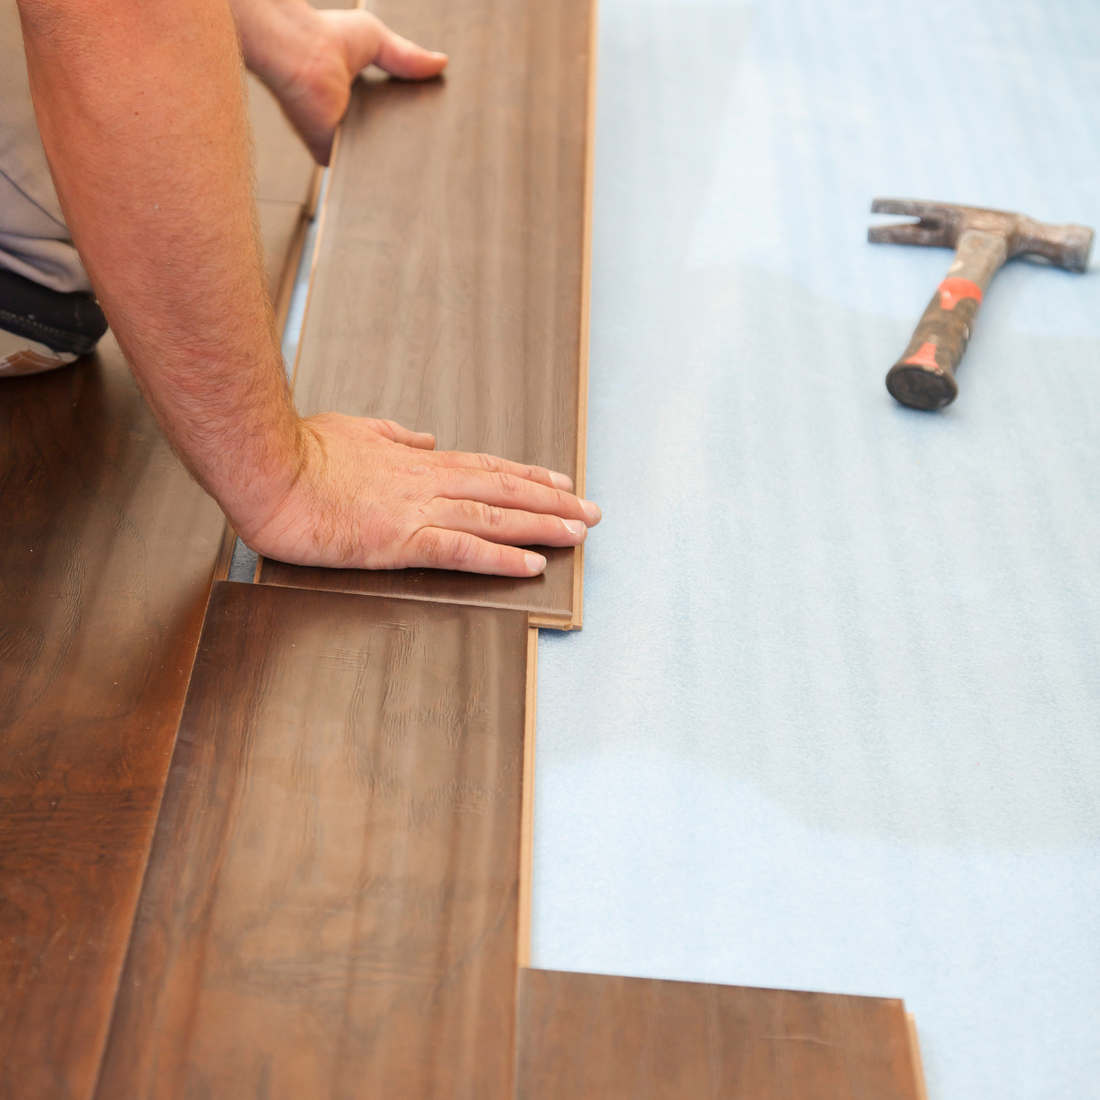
[867,224,954,248]
[871,198,949,219]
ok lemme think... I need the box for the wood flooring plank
[96,582,529,1100]
[257,198,307,300]
[0,337,226,1100]
[0,85,320,1099]
[516,969,924,1100]
[249,73,321,317]
[248,75,317,207]
[906,1015,929,1100]
[258,0,597,629]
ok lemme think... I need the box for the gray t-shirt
[0,0,92,293]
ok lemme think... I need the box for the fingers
[430,465,601,525]
[427,448,574,492]
[426,499,588,548]
[404,527,547,577]
[372,22,448,80]
[354,417,597,523]
[366,418,436,450]
[322,11,447,85]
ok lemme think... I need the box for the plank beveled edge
[257,566,580,630]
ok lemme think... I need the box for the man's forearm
[18,0,301,532]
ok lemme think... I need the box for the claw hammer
[869,199,1094,410]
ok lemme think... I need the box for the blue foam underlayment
[532,1,1100,1098]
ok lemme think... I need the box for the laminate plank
[0,336,226,1100]
[249,73,321,320]
[516,969,924,1100]
[248,75,317,207]
[258,0,597,629]
[0,86,320,1098]
[257,198,307,300]
[96,582,528,1100]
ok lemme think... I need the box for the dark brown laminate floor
[96,582,528,1100]
[250,74,321,318]
[249,74,317,210]
[0,337,226,1100]
[0,90,317,1100]
[516,969,923,1100]
[258,0,597,629]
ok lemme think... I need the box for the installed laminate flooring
[96,582,529,1100]
[516,969,924,1100]
[0,336,227,1100]
[0,86,318,1100]
[250,74,321,322]
[259,0,597,629]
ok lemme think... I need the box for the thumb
[323,11,448,82]
[372,25,448,80]
[367,419,437,450]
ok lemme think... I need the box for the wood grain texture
[249,73,321,312]
[248,74,317,208]
[96,582,529,1100]
[259,0,597,629]
[257,198,307,299]
[0,337,226,1100]
[516,969,924,1100]
[0,83,319,1098]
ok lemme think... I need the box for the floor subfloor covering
[531,2,1100,1098]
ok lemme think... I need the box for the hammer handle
[885,279,983,410]
[885,229,1007,411]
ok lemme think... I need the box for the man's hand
[243,416,600,576]
[233,0,448,164]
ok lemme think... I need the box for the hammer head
[869,199,1094,272]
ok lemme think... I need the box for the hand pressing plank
[245,414,600,576]
[17,0,599,578]
[235,0,451,165]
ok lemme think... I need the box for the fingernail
[561,519,586,538]
[580,499,601,522]
[525,552,547,574]
[549,471,574,491]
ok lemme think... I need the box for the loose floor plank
[516,969,924,1100]
[0,337,226,1100]
[258,0,598,629]
[96,582,528,1100]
